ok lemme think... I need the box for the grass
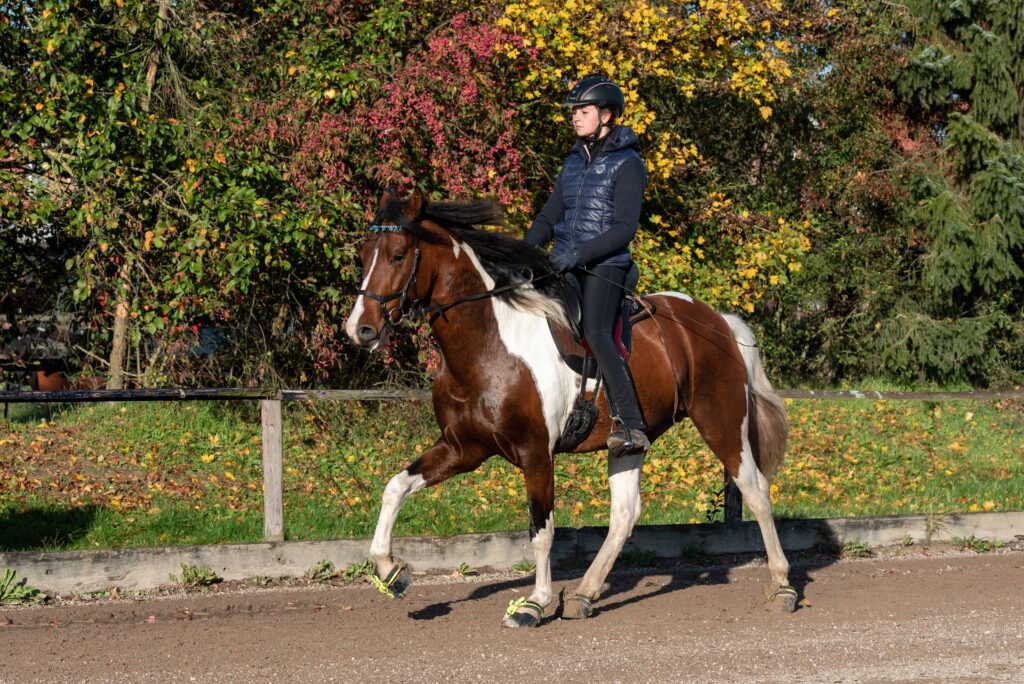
[1,396,1023,552]
[169,563,222,588]
[0,568,45,604]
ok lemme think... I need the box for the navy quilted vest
[552,126,642,267]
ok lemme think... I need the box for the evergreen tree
[881,0,1024,385]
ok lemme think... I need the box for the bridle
[354,228,552,335]
[356,236,424,336]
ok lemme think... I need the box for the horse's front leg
[502,461,555,628]
[563,450,645,618]
[368,438,486,598]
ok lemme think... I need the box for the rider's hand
[552,251,580,273]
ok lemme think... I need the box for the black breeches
[579,264,644,429]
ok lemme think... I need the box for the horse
[345,190,797,627]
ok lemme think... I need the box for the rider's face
[572,104,610,138]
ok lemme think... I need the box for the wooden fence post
[261,399,285,542]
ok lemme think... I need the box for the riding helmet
[562,76,626,118]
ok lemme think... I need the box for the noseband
[357,237,423,334]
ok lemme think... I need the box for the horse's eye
[391,252,406,264]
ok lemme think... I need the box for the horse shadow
[408,573,535,620]
[409,522,843,621]
[573,524,843,614]
[0,506,99,552]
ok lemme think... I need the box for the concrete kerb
[2,511,1022,596]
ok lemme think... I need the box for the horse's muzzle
[351,324,386,351]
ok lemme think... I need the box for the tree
[880,0,1024,384]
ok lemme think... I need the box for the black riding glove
[552,251,581,273]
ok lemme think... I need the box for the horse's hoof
[501,598,543,628]
[561,595,594,619]
[502,610,542,628]
[369,561,411,599]
[767,585,798,613]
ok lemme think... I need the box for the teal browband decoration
[369,224,401,233]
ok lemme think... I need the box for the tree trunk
[141,0,170,113]
[106,259,133,390]
[109,0,169,388]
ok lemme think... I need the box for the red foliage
[353,13,530,208]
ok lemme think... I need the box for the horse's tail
[722,314,788,479]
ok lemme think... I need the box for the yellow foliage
[499,0,793,154]
[499,0,804,309]
[633,209,811,311]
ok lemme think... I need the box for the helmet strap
[578,109,615,144]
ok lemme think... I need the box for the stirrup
[607,417,649,458]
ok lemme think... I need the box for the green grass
[2,396,1023,552]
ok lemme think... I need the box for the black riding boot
[579,264,650,458]
[602,360,651,459]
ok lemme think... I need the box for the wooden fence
[2,387,1022,541]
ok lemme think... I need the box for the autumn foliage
[1,0,1022,387]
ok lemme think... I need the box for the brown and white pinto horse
[345,191,797,627]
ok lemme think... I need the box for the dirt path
[3,548,1023,683]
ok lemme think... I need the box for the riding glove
[552,250,582,273]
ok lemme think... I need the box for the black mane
[374,196,565,308]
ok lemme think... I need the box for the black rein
[356,234,554,329]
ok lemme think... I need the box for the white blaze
[345,243,382,343]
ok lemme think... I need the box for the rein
[420,270,556,324]
[357,233,556,330]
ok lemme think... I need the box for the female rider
[524,76,650,458]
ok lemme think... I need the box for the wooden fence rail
[2,387,1022,538]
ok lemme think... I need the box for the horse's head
[345,190,430,350]
[346,190,564,350]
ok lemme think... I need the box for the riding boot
[602,357,650,458]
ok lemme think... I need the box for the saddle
[551,264,653,373]
[551,264,655,453]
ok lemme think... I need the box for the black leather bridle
[356,237,424,335]
[355,230,553,334]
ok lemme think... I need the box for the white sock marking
[370,469,426,562]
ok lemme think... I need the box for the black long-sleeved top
[525,129,645,266]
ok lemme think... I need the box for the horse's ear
[378,189,394,210]
[403,189,424,219]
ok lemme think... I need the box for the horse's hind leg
[368,438,487,598]
[694,402,796,612]
[729,443,796,611]
[563,450,645,619]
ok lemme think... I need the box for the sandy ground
[2,547,1024,683]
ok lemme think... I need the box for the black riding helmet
[562,75,625,118]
